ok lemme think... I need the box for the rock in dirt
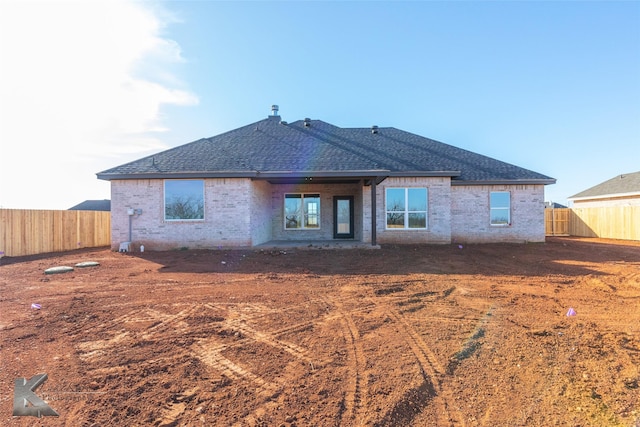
[44,266,74,274]
[75,261,100,268]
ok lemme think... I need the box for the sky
[1,0,638,210]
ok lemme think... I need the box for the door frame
[333,196,354,239]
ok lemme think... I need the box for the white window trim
[164,179,205,222]
[385,187,428,230]
[490,191,511,226]
[284,193,321,230]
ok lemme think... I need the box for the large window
[164,180,204,221]
[285,194,320,229]
[490,191,510,225]
[386,188,428,229]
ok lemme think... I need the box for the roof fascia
[388,171,461,178]
[96,172,257,181]
[451,179,557,186]
[568,191,640,201]
[255,170,391,178]
[96,170,393,181]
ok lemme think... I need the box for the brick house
[97,108,555,250]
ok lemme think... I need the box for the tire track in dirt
[85,353,190,377]
[154,386,199,427]
[204,302,325,365]
[192,338,280,398]
[321,285,467,426]
[76,305,198,362]
[225,318,320,364]
[227,298,339,426]
[139,306,199,339]
[189,301,340,425]
[366,284,469,426]
[321,295,369,426]
[77,331,131,362]
[383,306,466,427]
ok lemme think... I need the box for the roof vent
[303,118,311,127]
[280,120,288,125]
[271,105,279,116]
[371,125,379,134]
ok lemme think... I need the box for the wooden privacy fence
[546,207,640,240]
[0,209,111,257]
[545,208,570,236]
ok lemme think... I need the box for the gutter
[96,169,463,181]
[97,170,553,186]
[450,178,557,186]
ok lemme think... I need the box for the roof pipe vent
[271,105,279,116]
[371,125,379,134]
[303,118,311,127]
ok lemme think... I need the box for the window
[490,191,510,225]
[285,194,321,229]
[164,180,204,220]
[386,188,428,229]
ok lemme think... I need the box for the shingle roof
[68,200,111,211]
[569,171,640,199]
[97,116,555,185]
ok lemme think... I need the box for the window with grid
[385,188,428,229]
[285,194,321,229]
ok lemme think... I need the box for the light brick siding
[111,178,254,250]
[363,177,452,244]
[110,179,363,250]
[269,183,362,241]
[450,184,546,243]
[110,178,547,249]
[250,180,272,245]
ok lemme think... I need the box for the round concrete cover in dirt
[44,266,74,275]
[75,261,100,268]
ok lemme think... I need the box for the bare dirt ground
[1,237,639,427]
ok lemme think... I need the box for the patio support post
[371,178,377,246]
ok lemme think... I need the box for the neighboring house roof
[568,171,640,200]
[545,202,567,209]
[97,115,555,185]
[68,200,111,211]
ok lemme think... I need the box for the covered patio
[255,240,380,250]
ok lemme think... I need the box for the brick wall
[109,178,547,249]
[250,180,272,245]
[363,177,452,244]
[450,184,546,243]
[110,178,254,250]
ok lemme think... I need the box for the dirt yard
[1,237,639,426]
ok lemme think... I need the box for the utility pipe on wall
[127,208,142,247]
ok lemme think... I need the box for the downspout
[371,179,377,246]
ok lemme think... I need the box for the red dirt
[1,237,639,426]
